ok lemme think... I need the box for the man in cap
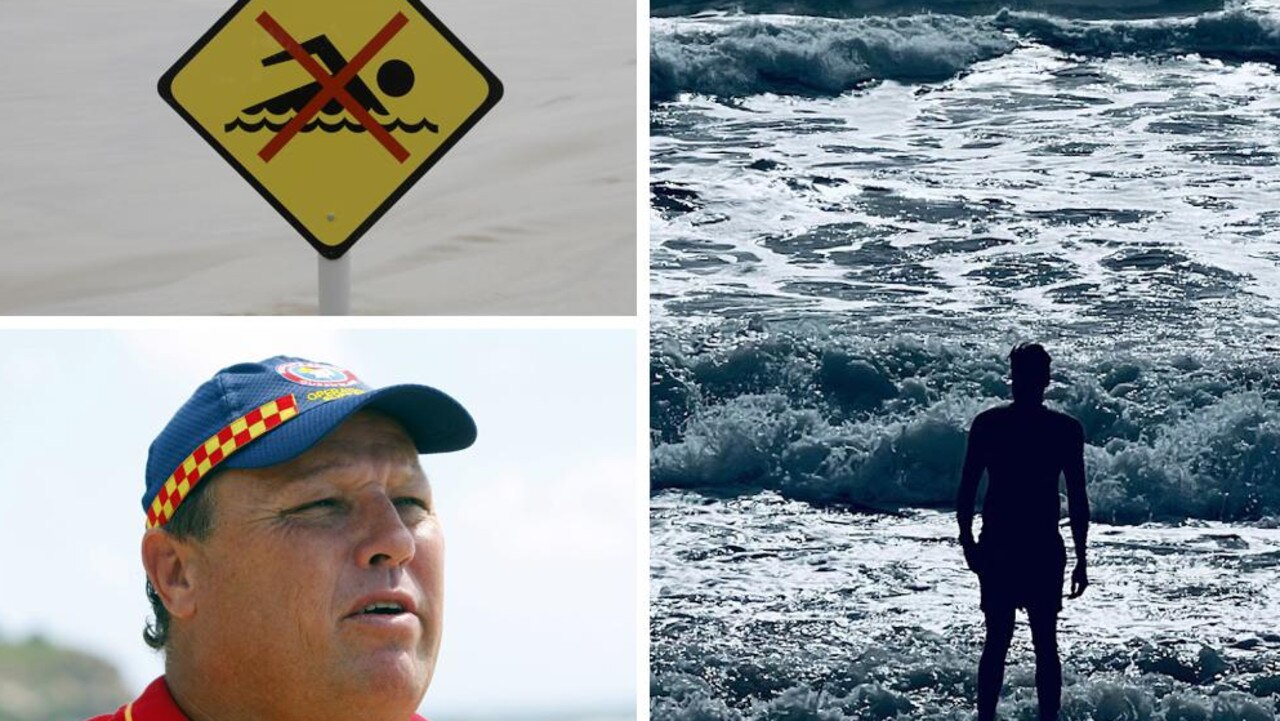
[88,356,476,721]
[956,343,1091,721]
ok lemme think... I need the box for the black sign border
[158,0,504,259]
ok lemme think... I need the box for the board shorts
[976,532,1067,614]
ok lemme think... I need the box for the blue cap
[143,356,475,527]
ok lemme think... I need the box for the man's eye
[291,498,340,513]
[395,497,429,511]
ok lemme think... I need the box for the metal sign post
[318,253,351,315]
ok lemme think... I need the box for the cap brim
[221,384,476,471]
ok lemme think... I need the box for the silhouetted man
[956,343,1090,721]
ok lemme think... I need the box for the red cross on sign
[158,0,503,258]
[255,12,411,163]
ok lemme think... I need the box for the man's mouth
[356,601,407,616]
[345,591,418,621]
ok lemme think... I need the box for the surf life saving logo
[276,361,361,387]
[158,0,502,258]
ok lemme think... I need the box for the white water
[651,6,1280,345]
[651,491,1280,720]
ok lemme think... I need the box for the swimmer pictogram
[225,35,439,137]
[251,11,416,163]
[158,0,503,258]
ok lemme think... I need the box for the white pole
[317,253,351,315]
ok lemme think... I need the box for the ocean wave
[650,321,1280,523]
[651,15,1017,101]
[997,6,1280,66]
[652,0,1223,20]
[651,6,1279,101]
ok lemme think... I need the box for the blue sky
[0,328,637,716]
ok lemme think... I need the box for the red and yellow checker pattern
[146,394,299,529]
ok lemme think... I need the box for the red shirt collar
[109,678,185,721]
[108,677,428,721]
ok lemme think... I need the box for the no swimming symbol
[245,12,429,164]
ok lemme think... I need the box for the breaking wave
[652,0,1223,19]
[998,6,1280,65]
[651,15,1017,101]
[650,321,1280,523]
[650,7,1280,101]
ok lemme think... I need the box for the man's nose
[354,495,416,568]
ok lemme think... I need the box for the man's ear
[141,529,199,620]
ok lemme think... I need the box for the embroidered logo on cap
[276,361,360,387]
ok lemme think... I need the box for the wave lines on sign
[224,117,440,134]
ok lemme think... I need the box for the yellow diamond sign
[159,0,502,258]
